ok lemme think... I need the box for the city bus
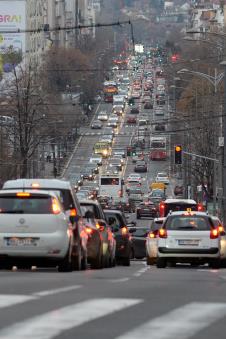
[99,174,124,198]
[103,81,118,103]
[150,136,167,161]
[93,142,111,158]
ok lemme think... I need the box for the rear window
[0,195,55,214]
[165,216,211,231]
[105,212,124,229]
[80,204,100,219]
[165,203,197,215]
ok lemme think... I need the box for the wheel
[71,244,82,271]
[146,256,154,265]
[209,259,220,269]
[156,257,166,268]
[81,250,87,270]
[58,250,72,272]
[104,251,110,268]
[122,256,131,266]
[91,250,103,269]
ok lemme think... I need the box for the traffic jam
[0,46,226,271]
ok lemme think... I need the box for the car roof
[164,198,197,204]
[166,211,208,217]
[3,179,72,190]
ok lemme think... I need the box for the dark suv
[104,209,132,266]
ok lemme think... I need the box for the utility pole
[220,61,226,222]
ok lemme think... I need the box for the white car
[155,172,169,185]
[89,156,102,166]
[97,111,108,121]
[211,216,226,267]
[127,173,142,184]
[156,211,221,268]
[0,189,74,272]
[146,217,165,265]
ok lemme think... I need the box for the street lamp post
[177,68,224,215]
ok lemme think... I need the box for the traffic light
[174,145,182,164]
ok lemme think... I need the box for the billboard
[0,0,26,70]
[135,44,144,54]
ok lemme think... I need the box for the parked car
[104,209,132,266]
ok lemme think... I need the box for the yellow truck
[93,142,111,158]
[149,182,166,191]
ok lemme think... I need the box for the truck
[150,136,167,161]
[103,81,118,103]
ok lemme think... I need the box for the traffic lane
[1,264,226,338]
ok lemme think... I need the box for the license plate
[5,238,38,247]
[178,239,199,246]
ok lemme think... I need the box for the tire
[122,256,131,266]
[209,259,220,269]
[146,256,154,265]
[58,250,72,272]
[81,250,87,270]
[156,257,166,268]
[104,251,110,268]
[91,250,103,269]
[71,244,82,271]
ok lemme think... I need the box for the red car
[127,116,137,124]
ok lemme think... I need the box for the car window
[0,195,57,214]
[105,213,122,229]
[133,228,149,237]
[80,204,100,219]
[165,216,211,231]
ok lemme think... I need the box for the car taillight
[218,225,225,234]
[86,227,93,235]
[121,226,128,236]
[197,203,204,211]
[159,228,167,238]
[159,202,165,217]
[148,232,157,239]
[16,192,31,197]
[52,198,61,215]
[210,228,219,239]
[96,223,105,232]
[70,208,77,217]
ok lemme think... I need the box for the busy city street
[1,0,226,338]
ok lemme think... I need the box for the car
[134,160,147,173]
[86,163,99,175]
[132,152,144,163]
[146,217,166,265]
[148,189,166,203]
[127,116,137,124]
[112,105,124,116]
[129,226,150,259]
[210,216,226,267]
[107,117,119,128]
[125,182,142,194]
[97,111,108,121]
[126,173,142,184]
[155,172,169,185]
[112,148,126,158]
[91,120,103,129]
[80,168,95,181]
[136,201,158,219]
[104,209,132,266]
[89,156,102,166]
[98,195,112,209]
[79,200,116,268]
[154,124,165,131]
[128,193,143,205]
[109,158,123,171]
[138,118,149,126]
[156,211,221,268]
[2,179,88,270]
[130,107,140,114]
[127,187,143,196]
[0,189,85,272]
[144,101,153,109]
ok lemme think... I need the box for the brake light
[197,203,204,211]
[96,223,105,232]
[31,183,40,189]
[218,225,225,233]
[148,232,156,239]
[121,226,128,236]
[159,202,165,217]
[86,227,93,235]
[210,229,219,239]
[52,198,61,214]
[159,228,167,238]
[16,192,30,197]
[70,208,77,217]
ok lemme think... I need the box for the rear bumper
[158,247,219,257]
[115,238,131,258]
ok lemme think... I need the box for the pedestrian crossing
[0,292,226,339]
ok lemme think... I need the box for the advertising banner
[0,0,26,71]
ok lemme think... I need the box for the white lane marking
[0,295,37,308]
[116,302,226,339]
[110,278,130,283]
[33,285,82,297]
[133,266,149,277]
[0,298,142,339]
